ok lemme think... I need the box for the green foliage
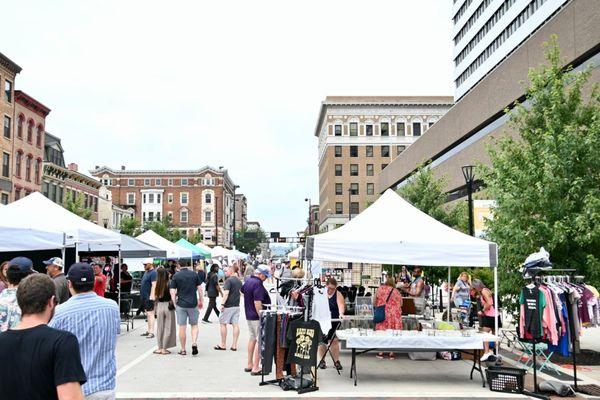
[144,215,185,242]
[482,37,600,313]
[236,228,267,255]
[119,216,141,237]
[187,231,203,245]
[63,192,93,221]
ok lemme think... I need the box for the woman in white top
[452,272,471,307]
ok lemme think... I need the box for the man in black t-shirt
[120,264,133,293]
[0,273,86,400]
[170,263,203,356]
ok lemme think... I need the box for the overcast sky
[3,0,454,236]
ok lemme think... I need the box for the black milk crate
[485,366,527,394]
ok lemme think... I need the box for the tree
[482,37,600,312]
[63,192,93,221]
[187,231,203,245]
[236,228,267,255]
[119,216,141,237]
[143,215,186,242]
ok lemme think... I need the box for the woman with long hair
[0,261,9,294]
[375,276,403,360]
[472,278,499,361]
[154,267,176,355]
[202,263,223,323]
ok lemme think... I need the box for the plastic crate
[485,366,527,394]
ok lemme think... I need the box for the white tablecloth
[337,330,497,350]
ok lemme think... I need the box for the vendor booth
[136,230,193,260]
[174,238,209,259]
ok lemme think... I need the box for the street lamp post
[304,198,311,234]
[462,165,475,237]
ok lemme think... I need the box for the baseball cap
[43,257,64,268]
[8,257,35,274]
[142,258,154,265]
[66,263,94,283]
[256,264,271,278]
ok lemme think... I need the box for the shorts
[175,306,200,326]
[141,299,155,312]
[247,319,260,341]
[219,307,240,325]
[85,389,116,400]
[323,321,341,344]
[481,315,502,330]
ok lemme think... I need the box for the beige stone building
[0,52,21,204]
[314,96,453,232]
[234,193,247,232]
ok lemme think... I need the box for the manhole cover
[578,384,600,396]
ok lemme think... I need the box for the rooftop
[0,51,22,74]
[15,91,51,117]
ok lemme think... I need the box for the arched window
[25,155,32,181]
[36,125,43,147]
[17,115,24,139]
[15,150,22,177]
[35,158,42,184]
[27,120,34,143]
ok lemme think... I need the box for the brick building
[91,166,237,247]
[234,193,247,232]
[0,52,21,204]
[12,91,50,199]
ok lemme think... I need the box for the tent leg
[75,242,79,263]
[494,265,499,354]
[447,267,451,323]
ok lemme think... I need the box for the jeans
[203,296,220,321]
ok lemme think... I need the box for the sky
[3,0,455,236]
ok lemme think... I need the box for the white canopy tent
[287,245,304,261]
[194,242,213,257]
[0,192,121,252]
[307,189,499,331]
[210,246,231,258]
[136,230,193,259]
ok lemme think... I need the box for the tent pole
[61,233,66,264]
[118,244,122,322]
[75,242,79,263]
[493,264,499,354]
[447,266,451,322]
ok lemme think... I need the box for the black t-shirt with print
[286,319,323,368]
[0,324,86,400]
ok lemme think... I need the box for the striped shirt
[49,292,120,396]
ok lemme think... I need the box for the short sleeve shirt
[93,274,107,297]
[0,288,20,332]
[223,276,242,308]
[170,268,202,308]
[140,269,157,300]
[206,273,219,298]
[241,276,270,320]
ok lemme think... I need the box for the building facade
[12,91,50,200]
[97,186,135,230]
[91,166,237,247]
[378,0,600,199]
[235,193,247,232]
[0,52,21,204]
[314,96,453,232]
[306,204,319,235]
[453,0,569,100]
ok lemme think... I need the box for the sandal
[376,353,384,360]
[178,350,187,356]
[230,347,237,351]
[153,350,163,354]
[244,368,252,372]
[214,345,226,351]
[192,344,198,356]
[140,332,149,336]
[250,370,263,376]
[389,353,396,360]
[161,350,171,355]
[146,333,155,339]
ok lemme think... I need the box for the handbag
[373,288,395,324]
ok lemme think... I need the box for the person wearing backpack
[374,276,403,360]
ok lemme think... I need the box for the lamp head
[462,165,475,183]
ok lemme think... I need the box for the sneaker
[334,361,343,371]
[480,351,492,362]
[201,319,211,324]
[318,360,326,369]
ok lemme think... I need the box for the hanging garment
[548,292,571,357]
[260,313,278,375]
[311,287,332,335]
[285,319,323,369]
[519,285,546,339]
[539,285,559,345]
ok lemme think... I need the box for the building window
[381,163,388,170]
[349,122,358,136]
[26,120,33,142]
[334,125,342,136]
[127,193,135,205]
[17,115,23,138]
[180,192,189,205]
[397,122,405,136]
[181,178,188,186]
[350,202,359,215]
[334,146,342,157]
[167,211,173,221]
[381,146,390,157]
[4,80,12,103]
[155,179,161,186]
[397,145,406,155]
[366,164,374,176]
[335,164,342,176]
[366,146,373,157]
[350,164,358,176]
[413,122,422,136]
[350,145,358,157]
[350,183,359,195]
[0,193,8,205]
[4,116,11,139]
[35,159,41,184]
[204,211,212,222]
[381,122,389,136]
[335,183,342,195]
[335,202,343,215]
[168,178,173,186]
[25,156,32,181]
[144,179,150,186]
[148,193,155,204]
[180,209,189,223]
[36,126,43,147]
[205,193,212,203]
[2,153,9,177]
[367,183,374,195]
[157,193,161,204]
[14,188,21,201]
[168,193,173,204]
[15,151,22,177]
[128,178,134,186]
[366,124,373,136]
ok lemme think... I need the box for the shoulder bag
[373,287,395,324]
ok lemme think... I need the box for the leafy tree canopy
[63,192,93,221]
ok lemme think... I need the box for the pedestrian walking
[44,257,70,304]
[215,265,242,351]
[169,261,203,356]
[154,267,176,355]
[202,263,223,323]
[0,257,35,332]
[92,263,107,297]
[241,264,271,375]
[50,263,120,400]
[139,260,157,338]
[0,273,87,400]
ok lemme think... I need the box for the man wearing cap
[240,265,272,375]
[139,259,157,338]
[50,263,120,400]
[0,257,35,332]
[44,257,70,304]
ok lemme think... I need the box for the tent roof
[287,245,303,260]
[307,189,497,268]
[194,242,213,257]
[175,239,209,258]
[136,230,193,259]
[80,234,166,258]
[0,192,120,251]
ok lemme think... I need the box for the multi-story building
[235,193,247,232]
[97,186,134,230]
[43,133,101,222]
[314,96,453,232]
[306,204,319,235]
[247,221,261,231]
[0,52,21,204]
[12,91,50,200]
[91,166,237,247]
[379,0,600,200]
